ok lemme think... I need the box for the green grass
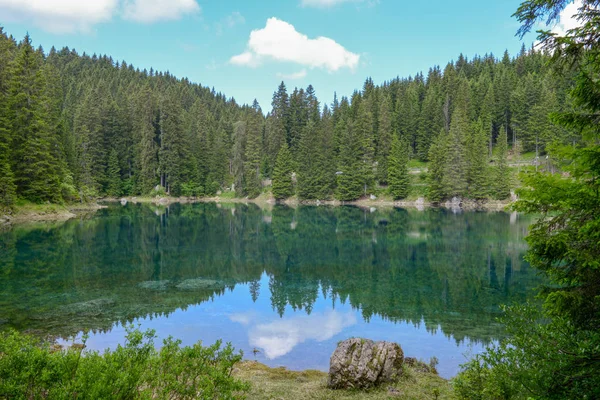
[234,361,455,400]
[218,190,237,199]
[408,159,429,169]
[13,200,69,215]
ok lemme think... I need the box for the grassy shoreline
[1,193,514,227]
[234,360,454,399]
[1,201,106,226]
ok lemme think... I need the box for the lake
[0,203,540,378]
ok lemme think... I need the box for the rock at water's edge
[328,338,404,390]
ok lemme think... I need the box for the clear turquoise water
[0,203,540,378]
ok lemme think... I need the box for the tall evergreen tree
[466,120,490,200]
[158,89,188,196]
[376,94,393,184]
[494,126,511,199]
[7,35,63,203]
[356,99,375,195]
[106,148,121,197]
[428,130,448,203]
[442,108,469,198]
[336,120,363,201]
[388,135,410,200]
[244,100,263,198]
[272,142,294,200]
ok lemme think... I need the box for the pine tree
[466,120,489,200]
[158,88,188,196]
[494,126,511,199]
[0,111,15,211]
[428,130,448,203]
[297,119,325,199]
[376,94,393,184]
[133,85,158,195]
[7,35,63,203]
[106,148,121,197]
[336,120,363,201]
[244,100,263,198]
[272,142,294,200]
[0,29,16,211]
[356,99,375,195]
[388,135,410,199]
[442,108,469,198]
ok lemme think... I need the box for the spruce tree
[336,120,363,201]
[442,108,469,198]
[428,130,448,203]
[7,35,63,203]
[0,29,16,211]
[376,94,393,184]
[466,120,489,200]
[0,112,16,211]
[244,100,263,198]
[388,135,410,200]
[133,85,158,195]
[494,126,511,199]
[158,89,185,195]
[356,99,375,195]
[106,148,122,197]
[272,142,294,200]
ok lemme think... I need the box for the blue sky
[0,0,549,111]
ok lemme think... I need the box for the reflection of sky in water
[75,273,486,379]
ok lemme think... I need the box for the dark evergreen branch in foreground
[0,28,576,212]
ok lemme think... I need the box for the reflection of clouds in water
[229,310,357,359]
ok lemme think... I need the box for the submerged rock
[137,280,170,290]
[328,338,404,390]
[175,278,224,291]
[61,298,116,316]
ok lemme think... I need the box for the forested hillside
[0,28,575,212]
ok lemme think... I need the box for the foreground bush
[453,304,600,399]
[0,327,248,399]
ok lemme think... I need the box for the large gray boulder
[328,338,404,389]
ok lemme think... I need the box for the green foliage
[442,108,469,198]
[272,142,294,200]
[181,181,204,197]
[388,135,410,200]
[106,148,122,197]
[336,121,364,201]
[244,100,263,199]
[0,27,577,206]
[466,120,490,200]
[456,2,600,399]
[455,305,600,399]
[0,327,248,399]
[493,127,511,200]
[427,131,448,203]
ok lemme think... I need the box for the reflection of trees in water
[0,203,539,343]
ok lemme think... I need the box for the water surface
[0,203,540,378]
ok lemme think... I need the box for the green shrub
[181,182,204,197]
[453,304,600,400]
[0,327,248,399]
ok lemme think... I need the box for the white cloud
[122,0,200,23]
[300,0,378,8]
[0,0,119,33]
[230,17,359,72]
[230,310,356,359]
[0,0,201,33]
[550,0,582,36]
[230,51,261,67]
[277,69,307,80]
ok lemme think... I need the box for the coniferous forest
[0,27,576,213]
